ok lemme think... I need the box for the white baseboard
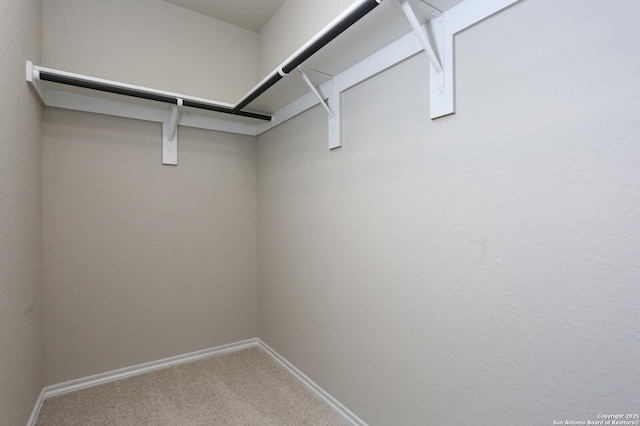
[27,338,366,426]
[27,338,260,426]
[257,340,367,426]
[26,388,46,426]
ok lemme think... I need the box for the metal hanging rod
[232,0,383,113]
[181,99,271,121]
[36,70,272,122]
[38,72,179,104]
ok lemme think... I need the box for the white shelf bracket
[297,67,334,118]
[399,0,451,119]
[400,0,443,74]
[427,13,451,118]
[163,98,182,165]
[297,67,341,150]
[402,0,522,119]
[328,77,341,150]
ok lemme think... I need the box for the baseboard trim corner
[256,338,368,426]
[26,388,46,426]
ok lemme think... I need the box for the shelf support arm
[297,67,334,118]
[400,0,443,74]
[297,67,342,150]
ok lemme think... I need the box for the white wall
[0,0,44,424]
[257,0,640,424]
[41,0,260,385]
[43,0,258,103]
[257,0,353,78]
[43,110,258,384]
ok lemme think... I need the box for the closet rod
[38,72,272,122]
[182,100,271,121]
[232,0,382,112]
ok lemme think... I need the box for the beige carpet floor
[36,347,350,425]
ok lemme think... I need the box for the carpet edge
[28,338,367,426]
[256,339,368,426]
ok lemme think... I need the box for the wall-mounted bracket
[399,0,521,119]
[297,67,341,150]
[327,78,341,150]
[400,0,443,74]
[297,67,334,118]
[426,14,451,118]
[163,98,182,165]
[399,0,450,118]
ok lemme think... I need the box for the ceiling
[163,0,286,32]
[163,0,467,33]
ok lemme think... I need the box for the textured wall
[257,0,353,79]
[43,110,258,384]
[0,0,44,424]
[257,0,640,424]
[43,0,258,103]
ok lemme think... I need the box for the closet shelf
[27,0,391,125]
[27,0,520,161]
